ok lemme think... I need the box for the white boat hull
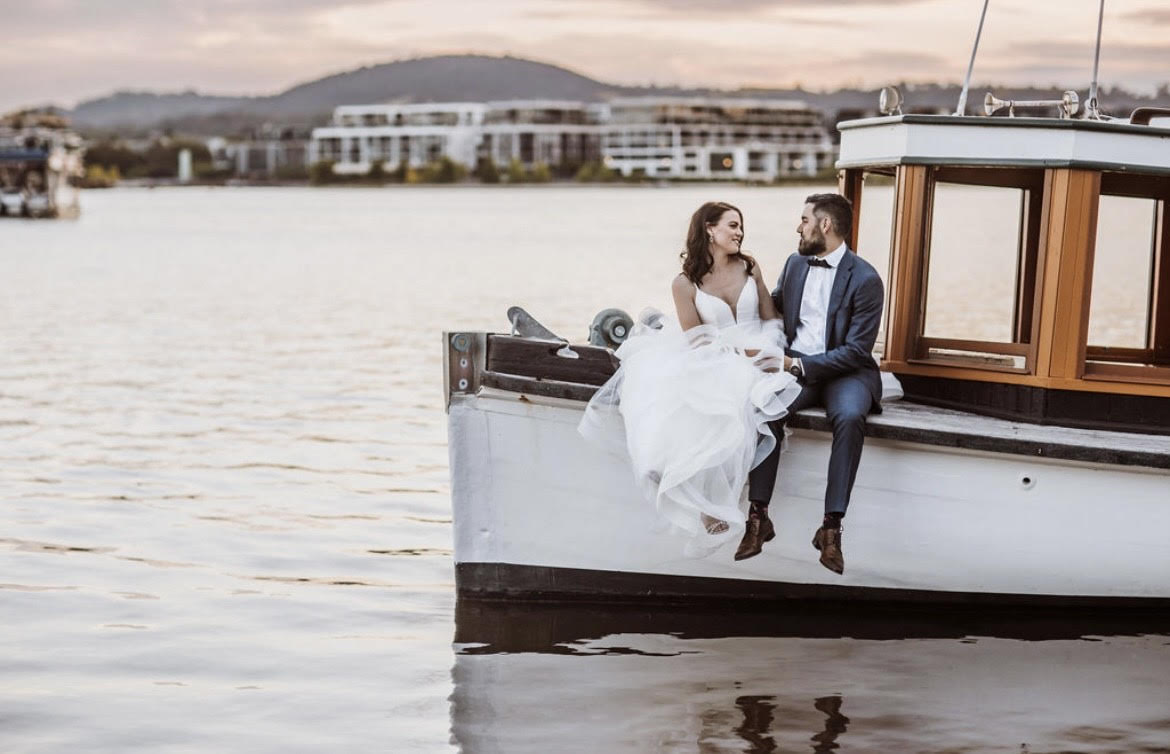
[449,390,1170,604]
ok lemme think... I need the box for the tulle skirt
[578,310,802,557]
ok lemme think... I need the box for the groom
[736,193,884,574]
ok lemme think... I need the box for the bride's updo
[680,201,754,285]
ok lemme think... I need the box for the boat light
[878,86,903,116]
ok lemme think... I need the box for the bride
[579,201,801,558]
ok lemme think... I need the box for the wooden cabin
[836,113,1170,434]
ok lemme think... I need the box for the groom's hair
[805,193,852,241]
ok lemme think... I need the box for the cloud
[1123,8,1170,26]
[982,39,1170,72]
[838,50,951,71]
[1,0,1165,112]
[628,0,929,7]
[964,39,1170,92]
[0,0,410,108]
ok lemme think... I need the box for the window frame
[908,166,1046,374]
[1082,172,1170,382]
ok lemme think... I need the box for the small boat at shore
[445,82,1170,609]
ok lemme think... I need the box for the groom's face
[797,203,827,256]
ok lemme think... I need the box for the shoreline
[100,177,840,190]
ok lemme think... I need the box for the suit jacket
[772,248,884,410]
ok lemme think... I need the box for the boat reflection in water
[451,600,1170,753]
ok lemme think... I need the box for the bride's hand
[751,352,783,372]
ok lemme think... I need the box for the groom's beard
[798,228,827,256]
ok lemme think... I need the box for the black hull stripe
[456,562,1170,611]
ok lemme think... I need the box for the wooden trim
[907,357,1027,374]
[933,165,1044,191]
[480,370,599,402]
[919,337,1030,356]
[485,334,618,385]
[885,361,1047,386]
[1100,172,1170,199]
[1152,200,1170,365]
[917,169,937,356]
[884,165,929,363]
[1028,171,1055,371]
[1084,346,1155,363]
[1083,361,1170,384]
[884,360,1170,397]
[1015,187,1044,346]
[1035,169,1100,380]
[840,168,864,249]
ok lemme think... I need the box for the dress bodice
[694,278,759,329]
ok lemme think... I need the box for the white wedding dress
[579,278,803,556]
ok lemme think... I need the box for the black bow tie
[807,257,832,268]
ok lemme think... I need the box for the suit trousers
[747,371,874,516]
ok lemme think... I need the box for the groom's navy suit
[748,247,884,515]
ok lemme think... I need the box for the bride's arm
[751,261,779,321]
[671,274,703,331]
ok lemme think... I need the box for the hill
[62,54,1170,135]
[69,55,626,132]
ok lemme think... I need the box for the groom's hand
[783,355,793,371]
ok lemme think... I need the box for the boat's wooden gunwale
[470,371,1170,470]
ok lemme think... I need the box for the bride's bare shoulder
[671,273,695,296]
[741,253,766,280]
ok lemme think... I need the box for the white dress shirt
[790,242,847,357]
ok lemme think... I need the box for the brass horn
[983,91,1080,119]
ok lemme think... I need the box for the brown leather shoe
[734,515,775,561]
[812,526,845,574]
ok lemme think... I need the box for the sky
[3,0,1168,112]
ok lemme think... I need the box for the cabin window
[847,169,896,358]
[1083,173,1170,382]
[915,167,1044,372]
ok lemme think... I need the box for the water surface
[1,186,1165,753]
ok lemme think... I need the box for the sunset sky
[4,0,1168,111]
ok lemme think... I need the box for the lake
[1,185,1165,753]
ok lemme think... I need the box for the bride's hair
[680,201,754,285]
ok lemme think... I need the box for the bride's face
[708,210,744,253]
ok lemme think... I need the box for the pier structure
[309,97,835,180]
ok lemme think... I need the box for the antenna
[955,0,991,116]
[1086,0,1105,119]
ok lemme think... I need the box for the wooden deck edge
[789,410,1170,470]
[473,372,1170,470]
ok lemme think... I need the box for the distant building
[207,128,311,179]
[310,97,836,180]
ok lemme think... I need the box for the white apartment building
[309,97,836,180]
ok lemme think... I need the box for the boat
[444,27,1170,609]
[0,110,84,219]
